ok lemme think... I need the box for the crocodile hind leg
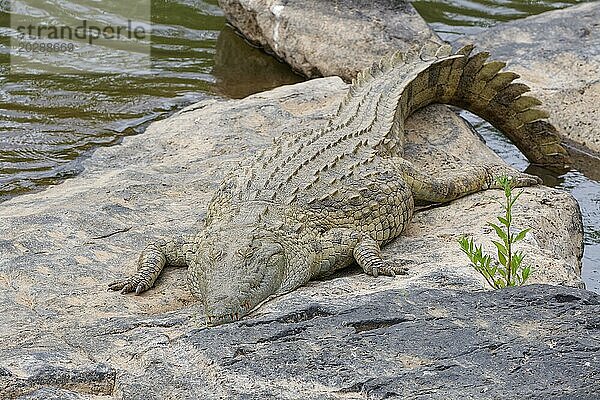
[108,236,196,294]
[388,158,541,203]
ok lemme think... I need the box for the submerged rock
[212,25,304,98]
[0,78,589,398]
[454,2,600,155]
[217,0,440,80]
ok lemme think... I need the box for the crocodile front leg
[312,228,408,279]
[353,236,408,277]
[390,158,541,203]
[108,236,196,294]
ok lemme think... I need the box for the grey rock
[0,345,115,398]
[13,387,105,400]
[453,2,600,155]
[0,78,587,398]
[159,284,600,399]
[217,0,440,80]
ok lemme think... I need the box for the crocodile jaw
[187,232,287,326]
[201,276,280,326]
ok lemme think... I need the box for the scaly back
[225,43,569,209]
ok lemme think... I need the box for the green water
[0,0,302,199]
[0,0,598,291]
[412,0,588,40]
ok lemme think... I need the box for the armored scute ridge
[109,43,570,325]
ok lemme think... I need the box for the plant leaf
[510,189,524,207]
[497,249,506,266]
[513,228,530,243]
[497,216,509,227]
[512,252,524,269]
[492,240,507,255]
[522,266,531,282]
[496,175,509,188]
[488,223,507,242]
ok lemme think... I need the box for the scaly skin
[109,44,569,325]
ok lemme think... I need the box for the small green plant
[458,176,531,289]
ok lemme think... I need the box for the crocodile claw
[107,279,127,292]
[487,165,542,188]
[108,276,151,295]
[135,284,145,295]
[369,262,409,278]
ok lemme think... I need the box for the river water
[0,0,598,290]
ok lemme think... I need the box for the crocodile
[109,43,570,325]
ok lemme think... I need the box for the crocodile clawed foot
[368,261,409,278]
[496,170,543,187]
[108,275,152,295]
[487,165,542,188]
[108,244,167,295]
[508,171,542,187]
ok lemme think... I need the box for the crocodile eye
[266,243,284,265]
[208,248,223,262]
[237,243,256,259]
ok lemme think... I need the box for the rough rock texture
[0,78,589,398]
[129,285,600,399]
[217,0,440,80]
[453,2,600,155]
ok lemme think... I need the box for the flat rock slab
[218,0,440,79]
[0,78,587,398]
[4,284,600,399]
[130,285,600,399]
[453,2,600,155]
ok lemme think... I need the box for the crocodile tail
[397,44,570,167]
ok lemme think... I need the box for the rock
[217,0,440,80]
[453,2,600,155]
[0,77,588,398]
[116,284,600,399]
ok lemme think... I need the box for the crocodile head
[189,227,288,326]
